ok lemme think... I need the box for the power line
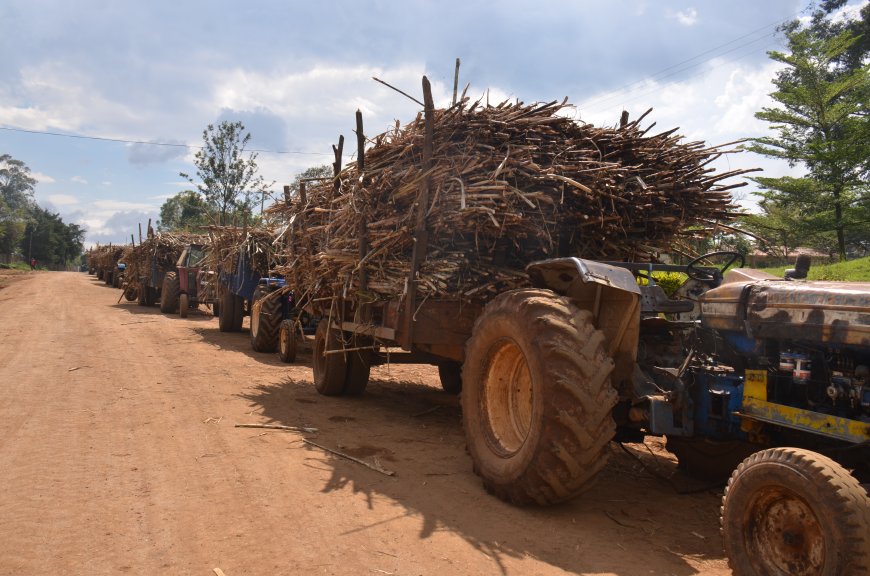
[0,125,332,156]
[575,9,802,112]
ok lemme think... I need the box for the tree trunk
[833,185,846,262]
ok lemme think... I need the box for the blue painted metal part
[220,251,261,301]
[691,370,747,440]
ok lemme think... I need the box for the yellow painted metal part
[744,369,767,400]
[739,397,870,444]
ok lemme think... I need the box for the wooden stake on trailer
[138,223,142,243]
[402,76,435,347]
[331,135,345,202]
[452,58,461,106]
[355,110,368,296]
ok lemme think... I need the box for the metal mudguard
[527,257,641,297]
[527,258,641,393]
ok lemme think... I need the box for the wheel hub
[746,487,824,575]
[481,339,533,456]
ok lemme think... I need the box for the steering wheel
[685,251,745,283]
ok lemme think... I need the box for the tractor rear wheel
[179,293,189,318]
[462,288,617,505]
[721,447,870,576]
[160,272,180,314]
[250,287,281,352]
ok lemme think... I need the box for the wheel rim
[744,486,824,575]
[481,338,533,456]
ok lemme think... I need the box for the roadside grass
[760,255,870,282]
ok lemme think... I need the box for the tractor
[310,250,869,575]
[162,243,216,318]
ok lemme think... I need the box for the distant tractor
[160,243,216,318]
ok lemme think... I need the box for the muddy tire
[96,269,104,280]
[250,287,281,352]
[313,321,349,396]
[112,272,121,289]
[438,363,463,395]
[104,270,113,286]
[160,271,180,314]
[124,285,138,302]
[179,293,189,318]
[461,288,617,505]
[722,447,870,576]
[278,319,297,363]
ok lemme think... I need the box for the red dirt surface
[0,272,732,575]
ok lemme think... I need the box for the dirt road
[0,272,731,575]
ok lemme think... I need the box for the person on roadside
[30,258,36,270]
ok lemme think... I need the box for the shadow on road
[239,374,727,575]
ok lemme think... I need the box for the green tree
[0,154,37,258]
[180,121,272,226]
[22,206,84,267]
[749,7,869,261]
[157,190,211,231]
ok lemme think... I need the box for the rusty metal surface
[702,280,870,345]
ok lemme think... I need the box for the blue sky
[1,0,865,246]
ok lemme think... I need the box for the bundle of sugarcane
[274,96,755,303]
[202,226,276,279]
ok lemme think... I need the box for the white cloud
[71,175,88,184]
[92,199,157,212]
[31,171,56,184]
[47,194,79,206]
[576,56,803,212]
[671,8,699,26]
[102,181,112,186]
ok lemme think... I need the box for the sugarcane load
[273,80,754,302]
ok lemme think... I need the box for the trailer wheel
[721,447,870,576]
[179,293,189,318]
[462,288,617,505]
[313,321,348,395]
[438,363,462,395]
[112,272,121,289]
[278,319,297,363]
[96,269,104,280]
[104,270,113,286]
[160,271,180,314]
[343,339,371,396]
[124,285,138,302]
[250,287,281,352]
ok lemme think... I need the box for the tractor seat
[640,284,695,315]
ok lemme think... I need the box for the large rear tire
[250,287,281,352]
[160,271,180,314]
[462,288,617,505]
[313,321,349,396]
[721,447,870,576]
[179,293,189,318]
